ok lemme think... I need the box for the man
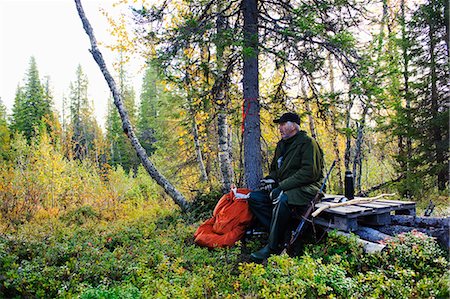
[248,112,324,262]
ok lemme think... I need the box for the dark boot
[250,244,272,262]
[250,193,291,262]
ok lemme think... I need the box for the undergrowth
[0,201,448,298]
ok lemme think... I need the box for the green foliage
[10,56,53,142]
[187,188,223,223]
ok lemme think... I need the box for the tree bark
[242,0,262,190]
[300,81,317,139]
[74,0,189,211]
[191,112,208,182]
[352,104,368,193]
[344,95,354,171]
[216,4,234,193]
[327,55,343,193]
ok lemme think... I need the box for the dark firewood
[377,225,449,249]
[391,215,449,228]
[354,226,392,243]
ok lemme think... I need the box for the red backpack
[194,188,253,248]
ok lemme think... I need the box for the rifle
[284,160,337,252]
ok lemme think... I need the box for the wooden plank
[317,204,374,216]
[355,202,394,209]
[376,199,415,205]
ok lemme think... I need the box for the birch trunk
[215,3,234,192]
[327,55,343,193]
[74,0,189,211]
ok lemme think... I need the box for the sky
[0,0,144,127]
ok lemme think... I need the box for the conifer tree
[68,65,101,161]
[106,64,139,173]
[407,0,449,191]
[10,57,53,141]
[0,98,10,161]
[137,64,160,156]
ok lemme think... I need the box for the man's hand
[259,178,277,191]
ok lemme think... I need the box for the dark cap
[273,112,300,125]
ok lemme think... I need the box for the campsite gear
[250,191,290,262]
[259,178,277,191]
[285,160,336,252]
[267,130,324,206]
[194,187,253,248]
[344,171,354,200]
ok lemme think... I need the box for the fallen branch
[74,0,189,211]
[312,193,396,218]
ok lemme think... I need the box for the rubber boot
[250,193,291,262]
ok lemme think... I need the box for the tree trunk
[216,4,234,193]
[327,55,343,193]
[242,0,262,190]
[344,95,354,171]
[391,215,449,228]
[300,81,317,139]
[352,103,368,193]
[400,0,413,198]
[191,111,208,182]
[74,0,189,211]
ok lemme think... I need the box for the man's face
[278,121,297,140]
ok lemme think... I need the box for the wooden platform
[313,196,416,232]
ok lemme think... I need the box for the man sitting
[248,112,324,262]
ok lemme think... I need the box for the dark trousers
[248,190,292,251]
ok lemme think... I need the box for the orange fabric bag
[194,188,253,248]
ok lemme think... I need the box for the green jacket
[268,130,324,206]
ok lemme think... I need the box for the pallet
[313,196,416,232]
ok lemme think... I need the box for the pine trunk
[242,0,262,190]
[75,0,189,211]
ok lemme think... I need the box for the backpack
[194,187,253,248]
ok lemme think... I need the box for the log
[334,230,386,253]
[377,225,449,249]
[391,215,449,228]
[354,226,392,243]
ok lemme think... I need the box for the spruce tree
[106,65,139,173]
[137,64,159,156]
[0,98,10,161]
[68,65,101,161]
[10,57,53,141]
[407,0,449,191]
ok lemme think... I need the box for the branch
[74,0,189,211]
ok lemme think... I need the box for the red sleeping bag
[194,188,253,248]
